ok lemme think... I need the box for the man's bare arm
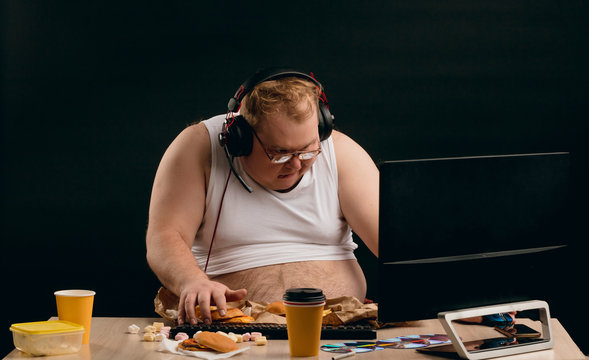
[332,130,379,257]
[145,123,246,324]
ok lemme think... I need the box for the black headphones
[219,67,334,158]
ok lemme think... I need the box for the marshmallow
[144,325,156,333]
[242,333,251,342]
[127,324,140,334]
[229,332,242,343]
[255,336,268,346]
[144,332,156,342]
[175,332,189,341]
[154,333,166,342]
[250,332,262,340]
[152,322,164,332]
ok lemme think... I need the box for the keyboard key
[169,323,376,340]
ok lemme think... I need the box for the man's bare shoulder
[162,122,211,165]
[174,121,210,149]
[330,130,365,156]
[330,129,349,145]
[330,130,375,172]
[153,121,213,198]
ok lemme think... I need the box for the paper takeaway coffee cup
[283,288,326,357]
[55,290,95,344]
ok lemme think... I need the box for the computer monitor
[377,152,571,323]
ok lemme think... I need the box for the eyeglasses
[252,129,322,164]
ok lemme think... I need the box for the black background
[1,1,587,356]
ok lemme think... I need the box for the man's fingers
[198,293,212,325]
[177,293,187,325]
[178,282,247,326]
[226,288,248,302]
[184,292,198,325]
[213,288,247,316]
[212,292,228,317]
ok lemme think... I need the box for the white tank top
[192,114,357,276]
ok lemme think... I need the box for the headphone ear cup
[317,102,334,141]
[224,115,253,157]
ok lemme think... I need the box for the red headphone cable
[203,168,232,273]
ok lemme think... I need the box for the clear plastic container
[9,320,85,356]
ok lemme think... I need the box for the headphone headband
[227,67,324,113]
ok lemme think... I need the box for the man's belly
[210,260,367,303]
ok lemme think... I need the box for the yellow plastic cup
[54,290,95,344]
[283,288,326,357]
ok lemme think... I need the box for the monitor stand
[435,300,553,359]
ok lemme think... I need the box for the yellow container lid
[10,320,85,335]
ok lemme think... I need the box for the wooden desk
[4,317,585,359]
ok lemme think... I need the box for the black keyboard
[170,323,376,340]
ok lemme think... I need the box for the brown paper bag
[154,287,378,326]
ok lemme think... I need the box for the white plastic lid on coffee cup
[54,290,96,297]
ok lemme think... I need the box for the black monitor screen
[377,152,571,323]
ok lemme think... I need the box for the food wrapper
[158,337,249,359]
[154,287,378,326]
[322,296,378,326]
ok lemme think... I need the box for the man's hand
[177,278,247,325]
